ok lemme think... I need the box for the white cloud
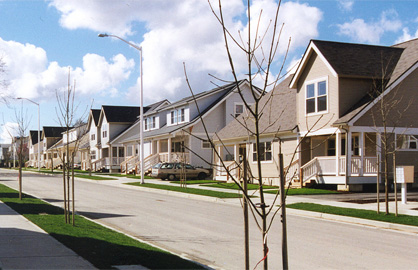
[57,0,322,103]
[337,9,402,44]
[395,27,418,44]
[0,122,18,143]
[338,0,354,12]
[0,37,134,101]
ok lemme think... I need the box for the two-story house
[40,126,67,168]
[214,38,418,191]
[89,106,143,171]
[113,79,261,174]
[28,130,43,168]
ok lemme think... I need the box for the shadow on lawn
[52,233,203,269]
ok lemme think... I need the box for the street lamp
[16,97,40,171]
[98,33,145,184]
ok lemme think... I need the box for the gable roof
[290,39,403,88]
[29,130,43,144]
[334,38,418,126]
[215,75,296,141]
[100,105,144,125]
[91,109,101,125]
[42,126,68,139]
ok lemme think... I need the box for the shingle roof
[333,38,418,125]
[91,109,101,125]
[42,126,68,138]
[312,40,403,79]
[29,130,43,144]
[102,105,144,123]
[215,75,296,141]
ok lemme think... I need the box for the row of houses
[26,38,418,191]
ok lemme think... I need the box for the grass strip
[127,182,243,198]
[126,175,155,180]
[0,184,202,269]
[264,188,340,195]
[75,174,118,180]
[202,182,278,190]
[287,202,418,227]
[169,180,219,185]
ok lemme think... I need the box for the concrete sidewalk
[0,201,95,269]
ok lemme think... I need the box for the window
[170,108,187,125]
[352,136,359,156]
[171,110,177,125]
[172,141,185,152]
[151,116,156,129]
[253,141,272,162]
[327,138,336,156]
[91,134,95,141]
[91,150,96,160]
[202,140,211,149]
[235,103,244,117]
[306,79,327,114]
[102,124,108,138]
[144,118,148,130]
[397,135,418,150]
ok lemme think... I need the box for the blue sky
[0,0,417,143]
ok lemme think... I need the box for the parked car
[151,162,210,180]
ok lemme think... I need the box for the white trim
[289,42,338,89]
[350,126,418,134]
[349,60,418,125]
[299,127,339,137]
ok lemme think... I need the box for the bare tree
[11,104,30,199]
[55,70,88,225]
[368,59,412,215]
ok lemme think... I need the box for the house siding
[354,67,418,127]
[296,52,339,132]
[339,78,373,117]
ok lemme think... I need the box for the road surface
[1,169,417,269]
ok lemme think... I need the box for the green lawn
[0,184,203,269]
[264,188,340,195]
[126,182,244,198]
[202,182,278,190]
[169,180,219,185]
[288,202,418,227]
[74,174,118,180]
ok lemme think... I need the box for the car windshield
[161,163,174,169]
[152,163,162,169]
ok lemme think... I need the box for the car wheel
[198,172,207,180]
[168,174,176,181]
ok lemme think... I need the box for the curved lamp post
[16,97,40,171]
[98,33,145,184]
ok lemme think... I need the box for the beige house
[214,38,418,191]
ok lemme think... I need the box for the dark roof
[91,109,101,125]
[102,105,146,123]
[215,75,296,140]
[312,40,403,79]
[334,38,418,125]
[29,130,43,144]
[42,126,68,138]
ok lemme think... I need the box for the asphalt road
[1,169,417,270]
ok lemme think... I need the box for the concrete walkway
[0,201,95,269]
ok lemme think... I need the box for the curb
[287,208,418,234]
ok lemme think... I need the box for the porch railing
[159,152,190,163]
[339,156,377,175]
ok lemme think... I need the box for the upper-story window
[234,103,244,118]
[169,108,187,125]
[102,124,108,138]
[306,78,327,114]
[144,116,157,131]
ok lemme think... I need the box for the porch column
[109,145,113,173]
[377,133,382,185]
[346,131,352,186]
[217,145,222,177]
[234,144,239,179]
[336,131,340,175]
[359,132,364,176]
[168,137,172,162]
[156,140,160,161]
